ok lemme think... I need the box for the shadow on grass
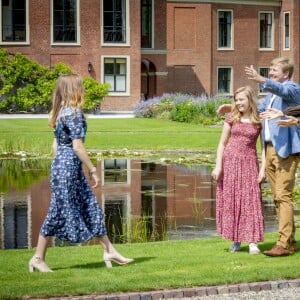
[221,241,280,254]
[54,256,155,270]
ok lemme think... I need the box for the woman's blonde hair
[49,74,85,128]
[230,86,261,126]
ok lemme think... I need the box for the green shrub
[83,77,110,112]
[170,100,199,123]
[0,49,108,113]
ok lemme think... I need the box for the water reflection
[0,158,279,249]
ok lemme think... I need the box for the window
[283,12,290,49]
[3,201,28,249]
[1,0,27,43]
[103,194,129,243]
[217,67,232,94]
[103,159,127,184]
[259,12,273,49]
[102,0,127,44]
[103,57,128,93]
[259,67,269,78]
[259,67,269,92]
[218,10,233,49]
[52,0,78,43]
[141,0,152,48]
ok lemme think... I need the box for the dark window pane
[103,1,113,11]
[141,0,152,48]
[1,0,26,42]
[260,13,272,48]
[53,0,77,42]
[14,0,25,9]
[218,68,231,93]
[218,11,231,47]
[104,63,114,74]
[53,0,63,10]
[103,0,126,43]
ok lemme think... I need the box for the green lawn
[0,118,222,154]
[1,117,299,299]
[1,233,300,299]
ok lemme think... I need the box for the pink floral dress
[216,116,264,243]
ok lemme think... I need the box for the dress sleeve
[64,109,86,140]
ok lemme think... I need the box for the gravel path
[192,286,300,299]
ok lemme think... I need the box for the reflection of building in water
[0,191,30,249]
[1,159,218,249]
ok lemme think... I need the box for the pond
[0,157,288,249]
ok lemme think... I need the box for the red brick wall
[165,2,293,96]
[2,0,299,110]
[3,0,142,111]
[211,3,281,94]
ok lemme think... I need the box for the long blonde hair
[230,86,261,126]
[49,74,85,128]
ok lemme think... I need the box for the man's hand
[244,65,265,83]
[277,115,299,127]
[259,108,284,120]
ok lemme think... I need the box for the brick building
[1,0,299,111]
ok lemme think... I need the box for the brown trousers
[266,145,300,248]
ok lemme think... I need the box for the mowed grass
[1,233,300,299]
[0,118,221,153]
[1,117,299,299]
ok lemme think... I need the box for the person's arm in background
[277,115,300,127]
[216,104,232,116]
[259,106,300,127]
[283,105,300,117]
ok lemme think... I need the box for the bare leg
[34,235,50,260]
[29,235,53,272]
[99,235,133,268]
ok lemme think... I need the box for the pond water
[0,157,285,249]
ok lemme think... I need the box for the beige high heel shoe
[103,251,134,268]
[29,256,53,272]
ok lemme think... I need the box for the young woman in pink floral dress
[211,86,265,254]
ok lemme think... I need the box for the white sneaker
[249,243,261,255]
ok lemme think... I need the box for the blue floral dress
[40,107,107,243]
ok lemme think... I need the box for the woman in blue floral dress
[29,74,133,272]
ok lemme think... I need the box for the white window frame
[217,66,233,95]
[259,11,274,51]
[100,0,130,47]
[283,11,290,50]
[50,0,80,46]
[217,9,233,50]
[0,0,29,45]
[101,55,130,96]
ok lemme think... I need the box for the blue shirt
[258,78,300,158]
